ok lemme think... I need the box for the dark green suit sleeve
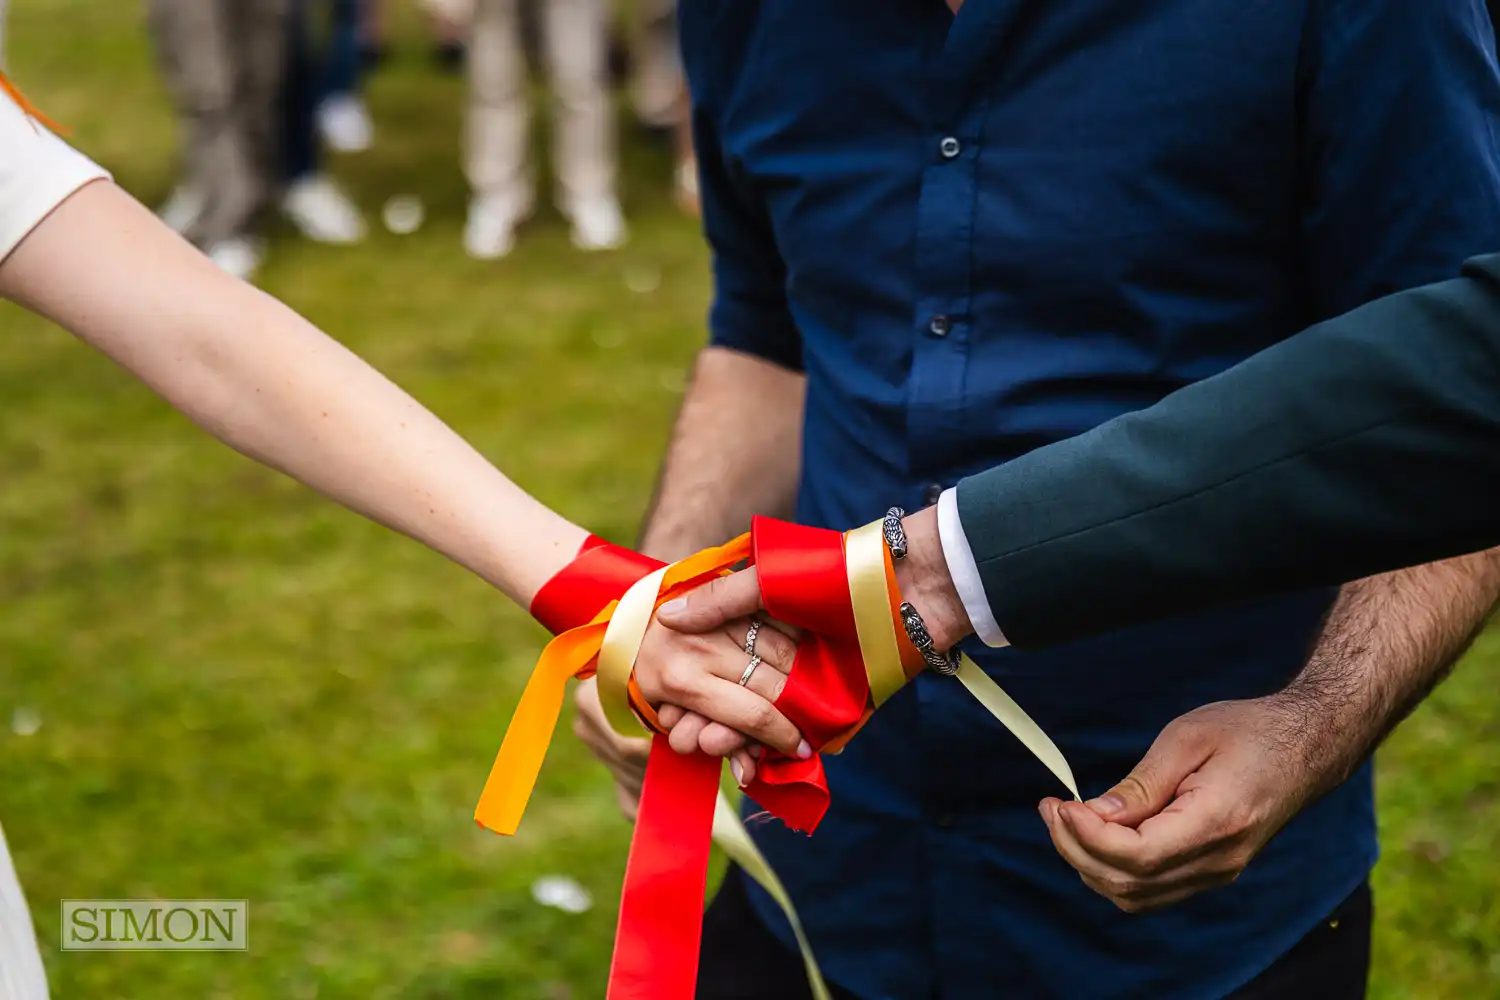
[958,253,1500,649]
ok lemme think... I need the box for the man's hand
[573,677,651,820]
[652,505,975,756]
[1038,694,1320,913]
[1042,550,1500,914]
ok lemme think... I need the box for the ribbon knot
[474,516,1082,1000]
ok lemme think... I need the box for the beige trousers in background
[465,0,617,213]
[145,0,288,248]
[0,824,47,1000]
[631,0,682,129]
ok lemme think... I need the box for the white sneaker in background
[206,236,265,282]
[281,174,367,245]
[317,94,374,154]
[463,193,532,260]
[159,185,205,235]
[564,196,627,252]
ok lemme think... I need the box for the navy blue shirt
[681,1,1500,997]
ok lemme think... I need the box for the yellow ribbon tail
[474,619,610,835]
[713,791,832,1000]
[955,654,1081,801]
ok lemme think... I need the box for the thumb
[1088,718,1214,827]
[656,567,765,633]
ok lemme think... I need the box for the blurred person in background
[313,0,374,154]
[421,0,470,70]
[360,0,391,68]
[629,0,696,217]
[279,0,369,244]
[0,75,790,1000]
[147,0,288,280]
[463,0,625,259]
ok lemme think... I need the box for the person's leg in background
[280,0,320,192]
[316,0,374,154]
[0,824,48,1000]
[359,0,388,68]
[542,0,626,250]
[628,0,695,216]
[145,0,266,278]
[421,0,472,72]
[278,0,367,245]
[630,0,679,133]
[463,0,533,259]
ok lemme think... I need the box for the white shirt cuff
[937,488,1009,648]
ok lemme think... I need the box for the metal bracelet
[882,507,908,560]
[900,601,961,676]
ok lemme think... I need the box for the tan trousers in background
[0,824,47,1000]
[631,0,682,129]
[145,0,289,248]
[421,0,474,24]
[465,0,617,214]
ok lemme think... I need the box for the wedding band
[743,619,762,656]
[738,654,763,687]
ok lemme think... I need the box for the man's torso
[682,1,1500,996]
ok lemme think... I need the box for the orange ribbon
[0,72,66,134]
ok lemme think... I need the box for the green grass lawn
[2,2,1499,997]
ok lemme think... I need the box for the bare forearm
[1277,548,1500,795]
[639,345,804,561]
[1,182,586,605]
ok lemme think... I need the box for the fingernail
[1088,795,1123,818]
[730,759,744,785]
[659,598,687,616]
[1037,802,1048,820]
[796,740,813,760]
[749,745,763,759]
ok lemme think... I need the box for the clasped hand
[572,567,805,817]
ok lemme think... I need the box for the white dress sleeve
[937,487,1010,647]
[0,88,110,263]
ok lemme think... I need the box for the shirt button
[928,314,951,337]
[939,136,962,159]
[924,483,944,507]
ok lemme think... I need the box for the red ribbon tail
[607,737,722,1000]
[743,754,830,834]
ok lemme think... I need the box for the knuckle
[1219,849,1254,876]
[1102,873,1139,899]
[1224,804,1258,836]
[765,630,798,667]
[1115,773,1155,805]
[659,660,696,698]
[749,700,777,734]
